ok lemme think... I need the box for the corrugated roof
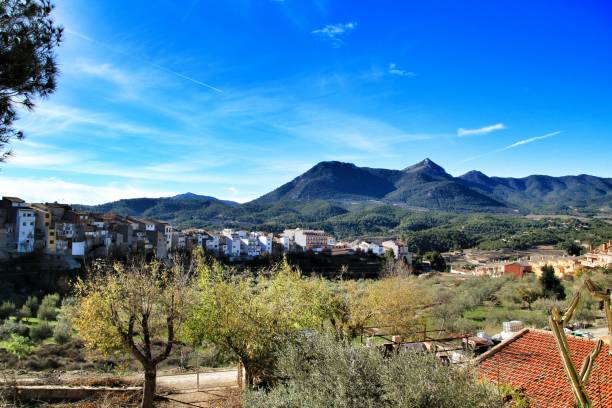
[477,328,612,408]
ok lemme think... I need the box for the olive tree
[73,258,194,408]
[185,253,335,388]
[245,333,501,408]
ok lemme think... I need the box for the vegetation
[539,265,566,300]
[0,0,63,161]
[245,333,501,408]
[72,258,194,408]
[185,253,335,387]
[0,251,608,406]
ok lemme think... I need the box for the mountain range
[253,159,612,212]
[79,159,612,229]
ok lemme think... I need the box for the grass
[463,305,548,333]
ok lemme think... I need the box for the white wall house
[16,208,35,253]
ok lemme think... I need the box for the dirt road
[157,369,238,391]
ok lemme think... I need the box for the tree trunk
[141,366,156,408]
[244,365,255,389]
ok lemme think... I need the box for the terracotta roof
[477,328,612,408]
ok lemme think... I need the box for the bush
[25,296,39,315]
[53,322,72,345]
[245,334,499,407]
[1,334,34,357]
[0,321,29,340]
[0,301,15,321]
[37,294,61,321]
[41,293,60,308]
[16,305,32,320]
[37,304,58,321]
[30,322,53,342]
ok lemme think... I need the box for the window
[22,222,26,226]
[50,240,54,244]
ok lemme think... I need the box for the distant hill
[255,159,503,211]
[253,158,611,212]
[77,193,237,223]
[171,192,238,206]
[458,171,612,212]
[77,160,611,236]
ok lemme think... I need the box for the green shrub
[17,304,32,320]
[245,334,499,407]
[53,321,72,345]
[25,295,39,315]
[36,294,61,321]
[1,334,34,357]
[0,301,16,321]
[41,293,60,308]
[29,322,53,342]
[37,304,58,321]
[0,321,29,340]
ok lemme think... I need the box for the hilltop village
[0,196,410,263]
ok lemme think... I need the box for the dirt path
[157,369,239,407]
[157,369,238,392]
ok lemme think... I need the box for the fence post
[195,347,200,391]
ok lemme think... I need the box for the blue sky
[2,0,611,204]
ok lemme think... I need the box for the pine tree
[0,0,62,161]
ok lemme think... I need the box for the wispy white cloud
[499,131,562,151]
[388,63,416,77]
[312,22,357,47]
[65,29,223,93]
[457,123,506,137]
[273,107,435,156]
[18,103,160,137]
[462,130,563,162]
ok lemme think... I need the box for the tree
[564,242,583,257]
[337,277,432,340]
[185,253,336,388]
[73,259,194,408]
[244,333,500,408]
[380,250,412,278]
[426,251,447,272]
[0,0,62,161]
[540,264,566,300]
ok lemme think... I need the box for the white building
[382,240,412,263]
[206,235,220,253]
[358,241,385,256]
[258,233,274,254]
[16,207,36,253]
[283,228,329,252]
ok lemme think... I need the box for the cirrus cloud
[457,123,506,137]
[312,22,357,47]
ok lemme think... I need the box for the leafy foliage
[0,301,16,321]
[29,321,52,342]
[185,253,335,387]
[73,258,195,408]
[245,333,501,408]
[0,0,62,161]
[539,265,566,300]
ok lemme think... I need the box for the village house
[382,240,412,263]
[477,329,612,408]
[281,228,330,252]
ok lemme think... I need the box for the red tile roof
[477,329,612,408]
